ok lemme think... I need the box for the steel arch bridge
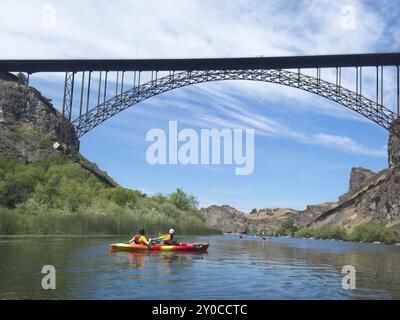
[71,68,398,138]
[1,53,399,144]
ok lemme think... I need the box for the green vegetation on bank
[348,223,400,244]
[0,157,220,235]
[256,219,400,245]
[294,226,348,240]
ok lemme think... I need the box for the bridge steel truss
[1,54,399,141]
[70,67,400,138]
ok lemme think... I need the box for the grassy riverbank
[0,157,220,235]
[258,219,400,245]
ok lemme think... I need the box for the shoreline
[226,233,400,246]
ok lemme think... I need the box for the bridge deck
[0,53,399,73]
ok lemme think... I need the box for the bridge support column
[62,72,74,123]
[397,65,399,117]
[60,72,78,149]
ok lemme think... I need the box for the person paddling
[148,228,179,245]
[163,228,178,245]
[129,229,150,246]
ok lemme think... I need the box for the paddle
[152,233,181,246]
[153,233,170,241]
[146,234,169,245]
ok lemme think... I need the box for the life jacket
[133,234,143,244]
[164,234,174,245]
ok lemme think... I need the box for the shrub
[275,218,298,236]
[0,156,217,235]
[1,169,41,208]
[294,227,315,238]
[170,188,198,211]
[349,223,400,244]
[294,226,347,240]
[104,187,141,208]
[314,226,347,240]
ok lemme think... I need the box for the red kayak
[109,242,209,252]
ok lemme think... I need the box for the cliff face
[201,205,318,234]
[311,120,400,231]
[249,207,317,229]
[0,75,77,163]
[313,165,400,231]
[338,167,376,202]
[203,120,400,233]
[0,75,116,187]
[201,205,248,233]
[389,118,400,168]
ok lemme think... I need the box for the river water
[0,235,399,299]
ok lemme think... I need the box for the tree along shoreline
[0,156,221,236]
[251,219,400,245]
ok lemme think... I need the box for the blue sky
[1,0,400,212]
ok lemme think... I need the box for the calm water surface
[0,235,399,299]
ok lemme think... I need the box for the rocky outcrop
[304,203,337,215]
[312,120,400,231]
[201,205,320,233]
[250,207,318,229]
[312,165,399,231]
[204,120,400,234]
[389,118,400,168]
[201,205,248,233]
[0,76,77,163]
[0,76,116,186]
[349,167,375,194]
[338,167,376,202]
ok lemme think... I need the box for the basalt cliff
[202,119,400,234]
[311,120,400,231]
[0,73,116,186]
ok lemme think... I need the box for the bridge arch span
[72,69,398,138]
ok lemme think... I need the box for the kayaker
[163,228,178,245]
[129,229,149,246]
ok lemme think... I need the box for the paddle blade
[154,234,170,241]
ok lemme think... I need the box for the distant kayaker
[129,229,149,246]
[163,228,178,245]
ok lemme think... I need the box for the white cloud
[0,0,388,58]
[310,133,387,157]
[122,84,387,157]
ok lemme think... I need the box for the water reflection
[220,236,399,299]
[0,235,399,299]
[109,250,207,270]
